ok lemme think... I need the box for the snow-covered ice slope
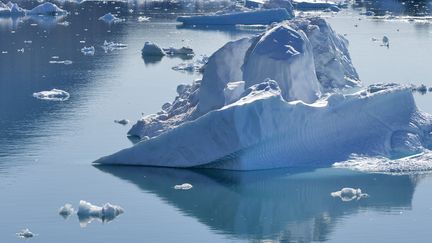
[95,17,432,171]
[177,8,293,26]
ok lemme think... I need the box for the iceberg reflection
[96,166,417,242]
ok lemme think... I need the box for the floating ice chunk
[177,8,293,26]
[138,16,151,22]
[172,55,208,73]
[102,40,127,52]
[331,188,369,201]
[99,13,122,24]
[59,203,74,218]
[81,46,95,56]
[16,228,35,239]
[163,46,194,56]
[33,89,70,101]
[49,60,73,65]
[382,36,389,47]
[77,200,124,227]
[28,2,67,16]
[114,119,129,125]
[174,183,193,190]
[141,41,166,56]
[17,48,24,53]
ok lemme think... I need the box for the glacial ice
[16,228,35,239]
[95,17,432,171]
[331,188,369,201]
[33,89,70,101]
[28,2,67,16]
[0,2,25,16]
[141,41,166,56]
[77,200,124,227]
[177,8,294,26]
[163,46,194,56]
[293,0,340,11]
[99,13,122,24]
[174,183,193,190]
[81,46,95,56]
[59,203,74,218]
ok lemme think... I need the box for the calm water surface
[1,2,432,242]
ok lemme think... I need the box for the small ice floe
[331,188,369,202]
[24,40,32,44]
[99,13,122,24]
[141,41,166,56]
[58,21,70,26]
[77,200,124,227]
[59,203,74,219]
[172,55,208,73]
[49,60,73,65]
[102,40,127,52]
[138,16,151,22]
[174,183,193,190]
[16,228,36,239]
[382,36,389,47]
[371,37,378,42]
[114,119,129,125]
[33,89,70,101]
[17,48,24,53]
[163,46,194,56]
[81,46,95,56]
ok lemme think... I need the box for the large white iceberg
[95,17,432,171]
[177,8,294,26]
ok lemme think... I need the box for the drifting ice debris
[172,55,208,73]
[33,89,70,101]
[99,13,122,24]
[382,36,389,47]
[28,2,67,16]
[413,84,428,95]
[141,41,166,56]
[59,203,74,218]
[138,16,151,22]
[174,183,193,190]
[163,47,194,56]
[16,228,35,239]
[331,188,369,202]
[177,8,293,26]
[293,0,340,11]
[102,40,127,52]
[77,200,124,227]
[81,46,95,56]
[114,119,129,125]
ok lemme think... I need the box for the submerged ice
[95,17,432,171]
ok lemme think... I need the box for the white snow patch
[33,89,70,101]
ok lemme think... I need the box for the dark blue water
[1,1,432,242]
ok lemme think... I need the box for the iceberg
[0,2,26,16]
[331,188,369,201]
[102,40,127,53]
[163,46,194,56]
[28,2,67,16]
[99,13,122,24]
[81,46,95,56]
[59,203,74,218]
[141,41,166,56]
[16,228,35,239]
[95,17,432,171]
[177,8,294,26]
[33,89,70,101]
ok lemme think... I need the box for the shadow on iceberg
[95,165,418,242]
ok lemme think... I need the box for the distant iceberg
[28,2,67,16]
[99,12,122,24]
[177,8,294,26]
[77,200,124,227]
[95,17,432,171]
[0,2,26,16]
